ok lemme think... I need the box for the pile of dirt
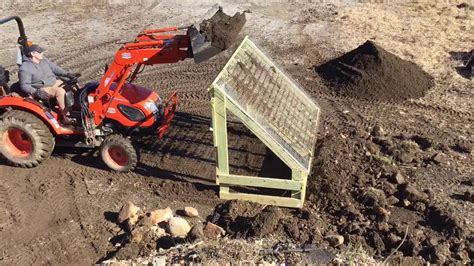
[209,200,325,244]
[305,127,472,263]
[204,126,472,264]
[199,7,246,50]
[316,41,434,102]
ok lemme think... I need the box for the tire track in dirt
[0,184,24,231]
[50,39,119,67]
[0,164,98,264]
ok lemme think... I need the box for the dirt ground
[0,0,473,264]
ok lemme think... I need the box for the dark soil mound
[199,7,246,50]
[316,41,434,102]
[304,127,471,263]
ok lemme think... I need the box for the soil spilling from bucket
[199,7,246,50]
[316,41,434,102]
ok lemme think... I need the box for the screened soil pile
[199,7,246,50]
[316,41,434,102]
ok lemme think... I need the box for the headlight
[118,104,146,122]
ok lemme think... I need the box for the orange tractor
[0,14,244,172]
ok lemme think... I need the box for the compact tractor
[0,15,242,172]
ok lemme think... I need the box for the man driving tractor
[19,44,78,125]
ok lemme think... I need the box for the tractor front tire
[100,134,137,173]
[0,110,55,167]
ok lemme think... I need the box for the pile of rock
[114,202,226,248]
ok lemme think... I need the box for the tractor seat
[9,82,74,110]
[9,82,54,108]
[9,82,29,98]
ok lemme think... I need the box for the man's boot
[60,116,77,126]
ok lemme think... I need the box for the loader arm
[88,27,191,126]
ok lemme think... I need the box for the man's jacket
[19,58,67,95]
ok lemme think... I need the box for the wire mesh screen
[212,37,320,172]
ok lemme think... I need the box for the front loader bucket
[189,26,223,64]
[189,8,246,64]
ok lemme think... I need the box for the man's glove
[0,66,9,86]
[65,72,81,79]
[34,89,51,101]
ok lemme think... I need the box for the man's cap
[28,44,45,54]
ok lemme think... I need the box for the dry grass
[336,245,380,265]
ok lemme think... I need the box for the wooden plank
[218,174,302,191]
[211,88,229,191]
[220,191,303,208]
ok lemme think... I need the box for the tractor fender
[0,95,64,135]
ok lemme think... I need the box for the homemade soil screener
[209,37,320,208]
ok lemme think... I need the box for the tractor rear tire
[0,110,55,168]
[100,134,137,173]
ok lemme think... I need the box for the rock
[363,187,387,207]
[203,222,226,240]
[387,195,400,205]
[454,250,469,262]
[396,152,414,164]
[389,172,405,185]
[168,217,191,238]
[373,137,393,149]
[151,257,167,266]
[433,243,450,264]
[372,125,385,137]
[343,205,363,221]
[377,222,390,232]
[369,232,385,253]
[427,236,439,246]
[130,228,144,243]
[406,237,422,255]
[150,207,173,225]
[326,235,344,247]
[402,199,411,207]
[126,214,142,230]
[184,207,199,218]
[374,206,390,222]
[187,223,205,241]
[150,226,167,238]
[111,226,122,234]
[399,183,428,202]
[346,223,363,235]
[137,215,153,228]
[412,201,426,212]
[467,242,474,260]
[381,181,398,195]
[117,202,140,224]
[366,142,379,155]
[387,233,402,246]
[431,152,448,164]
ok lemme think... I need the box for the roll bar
[0,16,28,48]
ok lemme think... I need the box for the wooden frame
[208,37,320,208]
